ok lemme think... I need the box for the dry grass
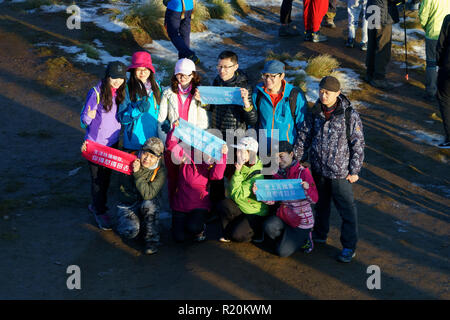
[305,54,340,78]
[123,0,168,40]
[265,50,292,63]
[207,0,235,20]
[293,71,308,92]
[230,0,251,16]
[192,1,211,32]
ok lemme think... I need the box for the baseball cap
[231,136,259,153]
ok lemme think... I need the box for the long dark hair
[99,77,126,112]
[128,69,161,105]
[170,71,201,94]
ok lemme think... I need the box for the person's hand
[263,200,275,205]
[346,174,359,183]
[87,106,97,119]
[240,88,250,108]
[301,181,309,190]
[81,140,87,153]
[222,144,228,154]
[132,159,141,173]
[235,162,243,172]
[252,182,258,195]
[193,88,201,102]
[173,120,179,128]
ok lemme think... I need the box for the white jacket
[157,88,209,143]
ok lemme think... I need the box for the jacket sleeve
[241,84,258,127]
[293,110,314,162]
[133,165,167,200]
[209,153,227,180]
[300,167,318,204]
[348,110,365,175]
[418,0,430,31]
[230,169,264,203]
[158,89,170,123]
[165,128,184,163]
[80,88,99,127]
[437,15,450,68]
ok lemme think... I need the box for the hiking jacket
[157,87,209,143]
[166,129,227,213]
[229,159,268,216]
[118,159,167,205]
[252,80,307,149]
[273,161,318,229]
[117,83,161,151]
[206,70,258,139]
[366,0,399,25]
[294,94,365,179]
[437,14,450,75]
[80,82,121,147]
[166,0,194,12]
[419,0,450,40]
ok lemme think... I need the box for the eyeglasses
[176,73,193,79]
[216,64,236,70]
[261,73,281,80]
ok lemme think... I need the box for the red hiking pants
[303,0,329,33]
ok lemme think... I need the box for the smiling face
[109,77,125,89]
[276,151,294,169]
[139,151,159,169]
[236,149,250,165]
[176,72,193,88]
[262,73,284,93]
[135,67,151,83]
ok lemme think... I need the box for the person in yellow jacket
[419,0,450,98]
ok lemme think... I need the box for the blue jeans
[165,8,195,59]
[264,215,311,257]
[312,174,358,250]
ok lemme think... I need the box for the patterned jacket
[293,94,365,179]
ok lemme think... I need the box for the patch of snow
[74,52,101,65]
[93,39,104,48]
[407,129,445,146]
[41,4,66,13]
[58,45,83,54]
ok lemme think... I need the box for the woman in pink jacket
[166,121,227,242]
[254,141,319,257]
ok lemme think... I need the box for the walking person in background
[279,0,301,36]
[346,0,368,51]
[164,0,200,64]
[323,0,337,29]
[80,61,127,230]
[436,14,450,148]
[418,0,450,99]
[303,0,329,42]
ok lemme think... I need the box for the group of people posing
[80,48,365,263]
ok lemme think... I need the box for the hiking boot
[312,32,328,43]
[323,17,336,29]
[360,41,368,51]
[144,242,158,255]
[346,38,355,48]
[94,213,112,231]
[304,31,313,42]
[279,24,301,37]
[437,141,450,149]
[337,248,356,263]
[188,54,200,65]
[301,232,314,253]
[369,79,390,90]
[194,224,206,242]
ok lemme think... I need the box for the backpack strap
[345,106,352,142]
[246,169,262,180]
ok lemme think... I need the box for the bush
[230,0,251,16]
[192,0,211,32]
[207,0,235,20]
[305,54,340,78]
[123,0,167,40]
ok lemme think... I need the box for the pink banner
[82,140,137,175]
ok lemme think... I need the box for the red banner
[82,140,137,175]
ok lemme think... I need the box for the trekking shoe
[304,31,313,42]
[312,32,328,43]
[345,38,355,48]
[94,213,112,231]
[301,232,314,253]
[188,54,200,65]
[323,18,336,29]
[219,237,231,243]
[369,79,390,90]
[360,41,368,51]
[337,248,356,263]
[437,141,450,149]
[194,224,207,242]
[144,242,158,255]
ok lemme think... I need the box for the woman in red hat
[117,51,162,152]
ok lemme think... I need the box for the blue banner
[198,86,244,106]
[173,118,225,161]
[255,179,306,201]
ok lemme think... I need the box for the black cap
[105,61,127,79]
[278,141,293,153]
[319,76,341,92]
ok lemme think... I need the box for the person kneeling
[115,137,166,255]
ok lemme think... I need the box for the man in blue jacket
[252,60,307,156]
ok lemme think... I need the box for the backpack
[80,86,100,129]
[255,86,306,131]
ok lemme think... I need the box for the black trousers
[217,198,265,242]
[312,173,358,250]
[366,24,392,81]
[280,0,294,24]
[88,161,113,215]
[437,70,450,142]
[172,209,207,242]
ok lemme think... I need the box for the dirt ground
[0,1,449,301]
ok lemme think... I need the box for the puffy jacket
[294,94,365,179]
[229,160,268,216]
[366,0,399,25]
[419,0,450,40]
[117,83,161,151]
[207,70,258,139]
[166,0,194,12]
[157,87,209,143]
[80,82,121,147]
[118,159,167,206]
[166,129,227,213]
[437,14,450,75]
[252,80,307,150]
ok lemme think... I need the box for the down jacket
[294,94,365,179]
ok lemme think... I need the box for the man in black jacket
[365,0,400,89]
[436,14,450,148]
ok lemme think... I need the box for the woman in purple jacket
[80,61,127,230]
